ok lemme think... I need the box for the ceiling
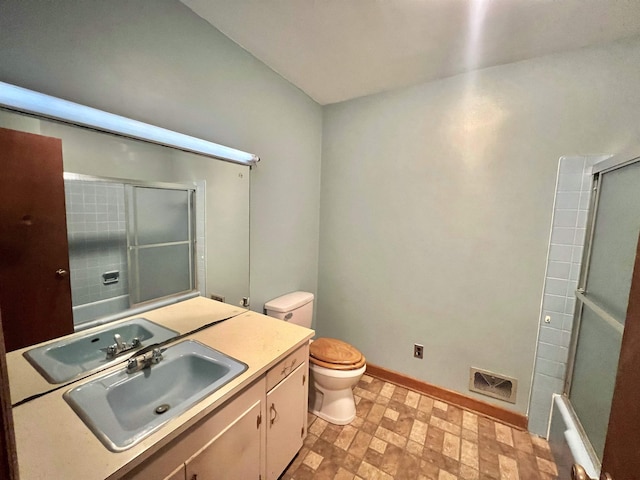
[181,0,640,105]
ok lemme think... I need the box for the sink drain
[155,404,171,415]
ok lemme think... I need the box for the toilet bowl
[308,337,366,425]
[264,292,367,426]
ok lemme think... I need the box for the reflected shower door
[127,185,196,305]
[567,159,640,469]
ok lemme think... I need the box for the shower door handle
[571,464,613,480]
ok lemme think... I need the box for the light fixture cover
[0,81,259,166]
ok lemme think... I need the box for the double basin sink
[25,318,248,451]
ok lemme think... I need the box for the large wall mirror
[0,107,250,351]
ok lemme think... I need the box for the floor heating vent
[469,368,517,404]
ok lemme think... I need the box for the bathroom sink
[24,318,179,384]
[63,340,248,451]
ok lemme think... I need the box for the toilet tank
[264,291,314,328]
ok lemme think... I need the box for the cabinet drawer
[266,343,308,391]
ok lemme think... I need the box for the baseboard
[365,363,528,430]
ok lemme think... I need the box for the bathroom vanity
[8,297,314,479]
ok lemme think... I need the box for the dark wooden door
[0,127,73,351]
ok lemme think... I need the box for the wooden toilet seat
[309,337,366,370]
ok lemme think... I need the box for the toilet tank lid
[264,291,314,312]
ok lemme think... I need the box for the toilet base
[308,362,366,426]
[309,387,357,426]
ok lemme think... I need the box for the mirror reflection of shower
[64,173,203,329]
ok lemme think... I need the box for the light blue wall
[317,37,640,414]
[3,0,640,424]
[0,0,323,313]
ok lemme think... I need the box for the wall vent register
[469,367,517,404]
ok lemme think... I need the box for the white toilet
[264,291,366,425]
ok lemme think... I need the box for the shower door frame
[562,155,640,479]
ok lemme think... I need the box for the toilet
[264,291,366,425]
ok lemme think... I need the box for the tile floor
[281,374,558,480]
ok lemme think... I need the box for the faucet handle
[114,333,124,349]
[126,358,138,372]
[151,348,163,364]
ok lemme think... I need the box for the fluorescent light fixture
[0,81,259,166]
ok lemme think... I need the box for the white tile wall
[528,155,609,436]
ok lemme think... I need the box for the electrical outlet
[414,344,424,359]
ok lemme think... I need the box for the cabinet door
[186,400,262,480]
[266,362,307,480]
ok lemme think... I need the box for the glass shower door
[126,184,196,305]
[567,159,640,460]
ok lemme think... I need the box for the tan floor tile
[304,433,319,448]
[407,439,424,457]
[351,416,364,428]
[426,425,445,453]
[443,432,461,460]
[354,395,362,405]
[406,390,421,409]
[375,425,408,449]
[380,382,396,398]
[460,439,479,469]
[512,430,534,454]
[498,454,520,480]
[447,406,463,427]
[438,469,458,480]
[434,400,449,411]
[322,424,343,443]
[370,436,388,454]
[309,417,329,436]
[391,386,409,403]
[380,444,404,476]
[536,457,558,476]
[495,423,514,447]
[430,415,462,436]
[354,386,378,402]
[368,403,387,424]
[348,430,373,459]
[531,435,550,451]
[461,428,478,442]
[303,450,324,470]
[357,460,394,480]
[462,410,478,433]
[384,407,400,421]
[336,425,359,450]
[459,464,480,480]
[335,467,356,480]
[418,395,435,414]
[410,419,429,445]
[344,453,363,472]
[356,398,374,418]
[283,374,559,480]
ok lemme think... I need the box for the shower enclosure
[66,175,197,327]
[556,155,640,479]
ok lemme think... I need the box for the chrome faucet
[105,334,142,359]
[126,347,163,374]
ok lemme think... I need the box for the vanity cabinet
[265,347,308,480]
[122,343,309,480]
[185,400,262,480]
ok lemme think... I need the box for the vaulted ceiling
[181,1,640,105]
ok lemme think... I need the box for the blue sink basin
[64,340,248,451]
[24,318,179,383]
